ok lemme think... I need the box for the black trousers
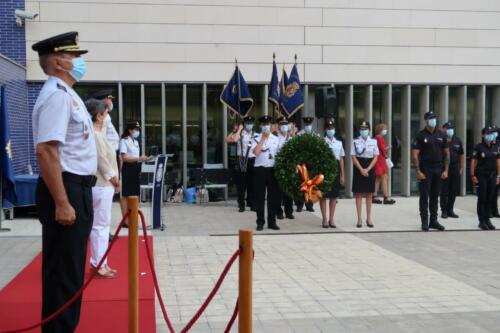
[277,190,293,216]
[477,172,496,223]
[492,183,499,215]
[235,158,255,209]
[37,174,94,333]
[296,201,313,211]
[440,166,460,214]
[419,167,442,225]
[253,166,279,226]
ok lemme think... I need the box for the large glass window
[165,85,182,182]
[449,87,458,123]
[373,86,384,126]
[187,86,203,179]
[336,86,347,141]
[144,85,162,156]
[486,86,494,126]
[353,86,366,133]
[207,85,224,164]
[466,87,478,194]
[123,85,141,128]
[391,86,403,195]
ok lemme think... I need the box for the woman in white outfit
[85,98,120,278]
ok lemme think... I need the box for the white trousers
[90,186,114,267]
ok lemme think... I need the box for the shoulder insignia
[424,138,428,143]
[56,83,67,92]
[72,99,79,108]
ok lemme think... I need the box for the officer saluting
[252,115,280,231]
[32,32,97,332]
[296,116,316,212]
[440,122,464,219]
[471,126,500,230]
[88,89,120,150]
[412,111,450,231]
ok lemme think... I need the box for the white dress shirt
[32,76,97,176]
[324,136,345,161]
[252,133,280,168]
[277,132,292,153]
[119,136,140,158]
[351,136,379,158]
[236,129,256,158]
[104,114,120,151]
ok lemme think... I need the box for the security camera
[15,9,39,27]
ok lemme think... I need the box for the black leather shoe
[486,220,496,230]
[421,226,429,231]
[448,211,459,218]
[306,207,315,212]
[286,213,295,219]
[356,223,362,228]
[478,223,489,230]
[277,214,284,220]
[383,197,395,205]
[238,207,245,213]
[441,211,448,219]
[256,225,264,231]
[268,224,280,230]
[429,222,445,231]
[296,207,303,212]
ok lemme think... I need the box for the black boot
[429,221,445,231]
[478,222,490,230]
[448,211,459,218]
[421,219,429,231]
[485,220,496,230]
[441,211,448,219]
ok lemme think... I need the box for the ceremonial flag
[281,58,304,118]
[220,64,253,118]
[268,54,280,111]
[0,85,17,205]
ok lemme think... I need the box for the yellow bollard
[239,229,253,333]
[128,196,139,333]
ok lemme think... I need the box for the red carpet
[0,237,156,333]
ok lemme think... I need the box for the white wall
[25,0,500,83]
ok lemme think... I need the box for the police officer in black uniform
[440,122,464,219]
[32,32,97,332]
[490,125,500,218]
[471,126,500,230]
[412,111,450,231]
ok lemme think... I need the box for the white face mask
[108,101,114,112]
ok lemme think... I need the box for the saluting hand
[262,132,270,140]
[56,202,76,226]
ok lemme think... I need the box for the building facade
[3,0,500,196]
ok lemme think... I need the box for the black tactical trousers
[235,158,255,209]
[419,167,442,226]
[253,166,279,226]
[440,166,460,214]
[477,172,496,223]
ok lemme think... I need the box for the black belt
[62,172,97,187]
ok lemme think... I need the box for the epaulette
[56,83,67,92]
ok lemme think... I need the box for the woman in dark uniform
[471,126,500,230]
[119,121,149,226]
[351,121,379,228]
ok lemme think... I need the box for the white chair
[202,163,228,203]
[140,159,156,202]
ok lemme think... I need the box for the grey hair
[85,98,107,122]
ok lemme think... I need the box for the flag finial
[273,52,276,60]
[294,54,297,64]
[235,58,238,66]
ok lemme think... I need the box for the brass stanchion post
[128,196,139,333]
[239,229,253,333]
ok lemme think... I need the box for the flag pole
[236,58,241,121]
[0,84,11,232]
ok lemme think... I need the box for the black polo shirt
[412,128,448,168]
[447,136,464,168]
[473,141,499,174]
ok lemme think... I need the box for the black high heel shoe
[366,221,374,228]
[328,221,336,228]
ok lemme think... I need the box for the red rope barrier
[1,212,131,333]
[224,298,239,333]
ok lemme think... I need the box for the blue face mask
[69,57,87,82]
[360,129,369,138]
[381,129,387,136]
[244,123,253,131]
[493,131,498,140]
[280,125,289,133]
[132,131,140,139]
[446,129,454,137]
[427,118,437,128]
[485,134,495,143]
[304,125,312,133]
[261,125,271,133]
[326,129,335,138]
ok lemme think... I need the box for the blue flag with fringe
[0,85,17,206]
[268,58,280,111]
[220,65,253,118]
[281,63,304,118]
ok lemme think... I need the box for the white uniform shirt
[104,114,120,150]
[119,136,140,158]
[32,76,97,176]
[277,133,292,153]
[324,136,345,161]
[351,136,379,158]
[252,133,280,168]
[236,130,256,158]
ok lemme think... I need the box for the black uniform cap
[359,121,370,130]
[89,89,114,100]
[303,117,314,124]
[424,111,437,120]
[126,121,141,130]
[242,115,254,123]
[482,126,493,135]
[259,115,272,124]
[443,121,454,129]
[32,31,88,56]
[277,116,288,124]
[325,118,335,129]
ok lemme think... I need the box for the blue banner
[281,64,304,118]
[0,86,17,206]
[152,154,167,229]
[268,58,280,111]
[220,66,253,118]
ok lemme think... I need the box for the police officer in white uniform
[252,115,281,231]
[296,116,317,212]
[225,116,256,212]
[275,116,294,220]
[351,121,379,228]
[32,31,97,332]
[88,89,120,150]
